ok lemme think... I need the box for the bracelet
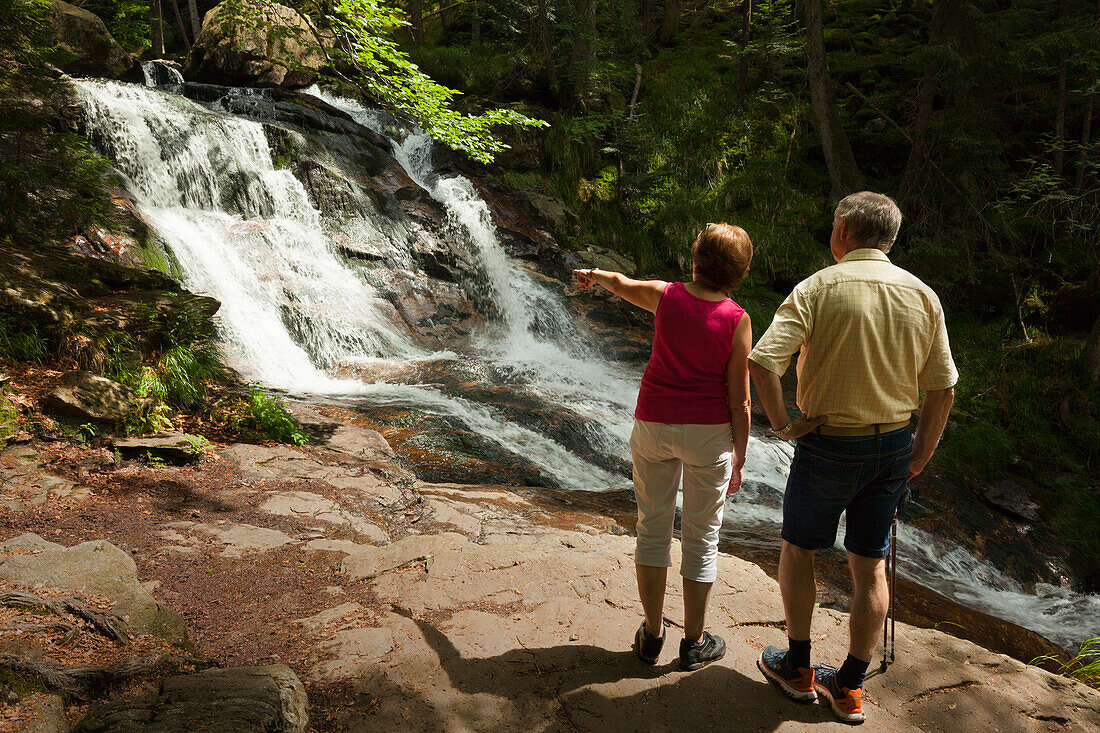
[769,419,793,438]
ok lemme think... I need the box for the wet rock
[112,433,204,464]
[49,1,138,80]
[184,1,326,89]
[0,534,187,643]
[73,665,307,733]
[981,478,1042,524]
[45,371,133,423]
[141,59,183,87]
[285,404,395,463]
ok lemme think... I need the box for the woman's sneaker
[812,664,865,724]
[634,621,664,665]
[757,646,816,701]
[678,631,726,671]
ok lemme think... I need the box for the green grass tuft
[245,388,309,446]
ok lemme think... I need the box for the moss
[0,392,19,444]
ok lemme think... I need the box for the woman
[574,223,753,671]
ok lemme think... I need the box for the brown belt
[816,420,911,437]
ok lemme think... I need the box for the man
[748,191,957,724]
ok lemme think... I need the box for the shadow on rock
[395,608,825,732]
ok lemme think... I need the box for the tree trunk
[569,0,597,103]
[1053,0,1069,177]
[472,0,480,43]
[628,62,643,120]
[1054,60,1068,177]
[537,0,560,99]
[188,0,201,38]
[168,0,190,49]
[408,0,423,43]
[804,0,862,198]
[737,0,752,106]
[151,0,164,57]
[659,0,679,44]
[898,0,949,206]
[1077,0,1099,191]
[1076,93,1094,191]
[1088,312,1100,388]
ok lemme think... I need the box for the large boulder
[49,0,138,80]
[45,371,134,423]
[73,665,308,733]
[183,1,326,88]
[0,534,188,643]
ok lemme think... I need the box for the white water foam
[77,79,412,394]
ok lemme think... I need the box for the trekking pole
[880,514,898,673]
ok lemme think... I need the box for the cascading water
[74,77,1098,651]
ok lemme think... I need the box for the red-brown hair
[691,223,752,291]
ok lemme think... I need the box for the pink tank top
[635,281,746,425]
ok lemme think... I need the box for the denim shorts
[781,426,913,559]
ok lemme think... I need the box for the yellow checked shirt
[749,248,958,427]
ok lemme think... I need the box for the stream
[74,70,1099,653]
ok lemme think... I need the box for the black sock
[787,637,811,670]
[836,654,870,690]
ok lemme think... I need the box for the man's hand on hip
[775,414,828,441]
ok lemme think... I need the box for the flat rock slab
[1,445,88,511]
[0,533,186,643]
[303,522,1100,733]
[73,664,307,733]
[259,491,388,543]
[112,433,203,464]
[161,521,298,558]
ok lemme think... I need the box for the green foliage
[245,387,308,445]
[0,315,49,363]
[125,399,174,436]
[182,433,211,453]
[98,301,222,410]
[133,344,222,409]
[1033,636,1100,690]
[0,0,115,244]
[215,0,546,163]
[77,1,152,53]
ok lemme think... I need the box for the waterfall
[77,79,414,393]
[75,77,1099,651]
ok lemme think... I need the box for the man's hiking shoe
[757,646,816,701]
[812,664,865,724]
[634,621,664,665]
[678,631,726,671]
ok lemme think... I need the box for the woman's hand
[573,269,595,290]
[727,464,743,495]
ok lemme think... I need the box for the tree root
[0,590,129,644]
[0,653,204,701]
[3,620,80,645]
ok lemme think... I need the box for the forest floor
[1,401,1098,731]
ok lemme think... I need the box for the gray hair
[834,191,903,252]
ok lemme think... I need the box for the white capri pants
[630,419,732,584]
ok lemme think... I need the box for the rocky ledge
[0,408,1096,731]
